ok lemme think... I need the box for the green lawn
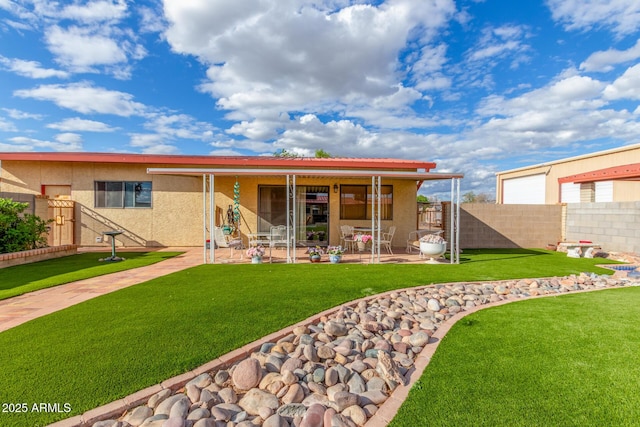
[390,287,640,426]
[0,249,622,426]
[0,251,182,300]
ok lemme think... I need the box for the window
[340,185,392,220]
[95,181,152,208]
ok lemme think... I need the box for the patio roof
[146,167,463,181]
[558,163,640,184]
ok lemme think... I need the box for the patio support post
[450,178,454,265]
[377,176,381,263]
[455,177,461,264]
[373,176,381,263]
[202,174,207,264]
[370,176,375,263]
[286,174,297,263]
[210,174,215,264]
[286,174,290,263]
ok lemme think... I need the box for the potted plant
[354,234,372,251]
[307,246,324,263]
[306,231,316,241]
[246,246,266,264]
[419,234,447,263]
[317,231,326,241]
[327,246,344,263]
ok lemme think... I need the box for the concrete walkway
[0,248,202,333]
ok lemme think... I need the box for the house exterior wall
[495,144,640,204]
[0,160,417,248]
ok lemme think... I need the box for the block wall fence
[565,202,640,254]
[442,202,638,254]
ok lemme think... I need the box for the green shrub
[0,198,51,254]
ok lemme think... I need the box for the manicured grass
[0,249,621,426]
[0,251,182,300]
[389,287,640,426]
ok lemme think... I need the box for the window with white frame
[94,181,152,208]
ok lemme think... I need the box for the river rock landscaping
[89,272,638,427]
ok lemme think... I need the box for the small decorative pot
[251,256,263,264]
[310,254,322,263]
[329,254,342,264]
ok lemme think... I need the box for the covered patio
[147,164,463,265]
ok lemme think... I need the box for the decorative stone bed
[53,273,639,427]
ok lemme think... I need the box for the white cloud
[467,24,530,64]
[45,25,127,71]
[166,0,456,119]
[143,113,217,141]
[57,0,128,23]
[0,55,70,78]
[581,39,640,72]
[14,82,146,116]
[2,108,42,120]
[47,117,116,132]
[547,0,640,37]
[129,133,179,154]
[603,63,640,100]
[2,1,145,78]
[0,116,17,132]
[2,134,83,151]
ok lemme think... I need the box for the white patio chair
[378,225,396,254]
[214,226,243,257]
[340,225,356,252]
[268,225,288,261]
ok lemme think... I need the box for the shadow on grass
[456,248,550,263]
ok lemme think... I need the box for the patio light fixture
[333,183,339,193]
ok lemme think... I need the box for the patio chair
[268,225,288,261]
[378,225,396,254]
[214,226,243,257]
[340,225,356,252]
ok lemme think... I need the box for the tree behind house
[0,198,51,254]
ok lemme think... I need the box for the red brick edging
[0,245,78,268]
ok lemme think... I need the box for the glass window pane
[125,182,152,207]
[105,182,123,207]
[340,185,367,219]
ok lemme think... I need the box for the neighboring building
[0,153,462,257]
[496,143,640,204]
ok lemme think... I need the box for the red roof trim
[558,163,640,183]
[0,152,436,172]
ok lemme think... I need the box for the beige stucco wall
[0,160,204,247]
[496,144,640,204]
[0,160,418,248]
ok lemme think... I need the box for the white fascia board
[146,167,463,180]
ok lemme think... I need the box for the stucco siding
[0,160,418,248]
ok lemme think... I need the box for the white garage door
[595,181,613,202]
[561,182,581,203]
[503,174,546,204]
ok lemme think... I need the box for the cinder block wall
[446,203,563,249]
[566,202,640,253]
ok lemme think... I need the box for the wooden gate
[47,199,75,246]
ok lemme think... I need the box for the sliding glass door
[258,185,329,244]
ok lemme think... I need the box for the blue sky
[1,0,640,199]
